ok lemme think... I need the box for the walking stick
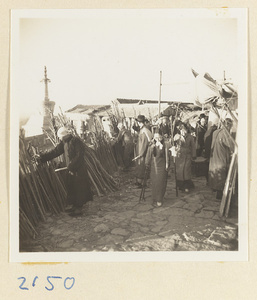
[139,169,148,202]
[173,156,178,197]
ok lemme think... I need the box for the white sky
[17,9,238,118]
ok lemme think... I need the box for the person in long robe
[145,133,170,207]
[208,118,234,199]
[134,115,152,187]
[174,123,196,192]
[38,127,93,216]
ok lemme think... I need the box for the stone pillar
[41,66,55,134]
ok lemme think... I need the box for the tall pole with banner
[158,71,162,118]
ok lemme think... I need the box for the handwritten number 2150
[18,276,75,291]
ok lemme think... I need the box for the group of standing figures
[36,112,235,216]
[133,114,196,208]
[133,114,235,208]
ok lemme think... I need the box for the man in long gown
[134,115,152,187]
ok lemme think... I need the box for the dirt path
[20,168,238,252]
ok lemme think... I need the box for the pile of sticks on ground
[19,137,67,240]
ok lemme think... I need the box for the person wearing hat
[38,127,93,216]
[134,115,152,187]
[208,118,234,199]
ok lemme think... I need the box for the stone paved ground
[20,168,238,252]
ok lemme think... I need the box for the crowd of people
[123,113,235,206]
[37,111,236,216]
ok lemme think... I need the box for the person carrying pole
[139,168,149,202]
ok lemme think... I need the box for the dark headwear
[152,126,161,134]
[175,120,182,127]
[136,115,146,123]
[180,123,188,130]
[225,118,233,125]
[224,118,233,128]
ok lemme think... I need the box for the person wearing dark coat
[39,127,93,217]
[174,123,196,192]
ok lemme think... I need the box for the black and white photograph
[10,8,248,262]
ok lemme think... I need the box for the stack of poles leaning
[210,103,238,218]
[91,115,118,174]
[44,113,118,196]
[19,113,118,240]
[110,104,137,169]
[19,137,67,240]
[106,110,126,170]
